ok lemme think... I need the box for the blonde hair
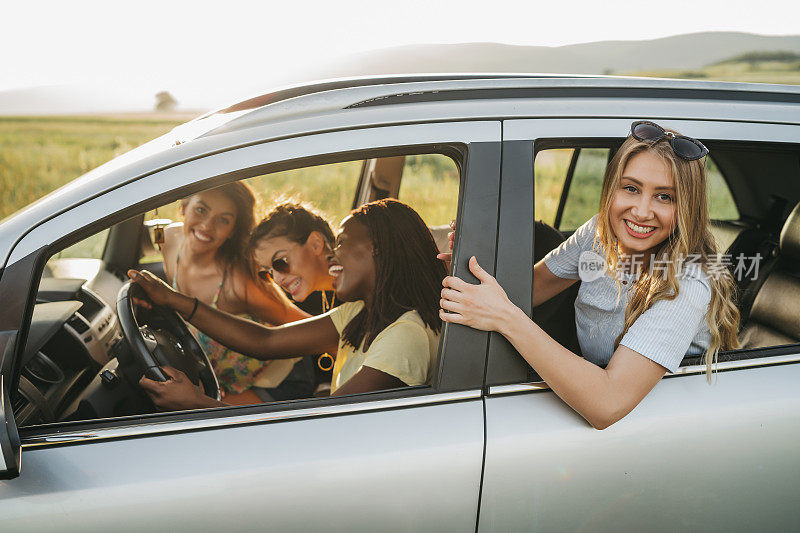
[596,135,739,381]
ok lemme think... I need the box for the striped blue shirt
[543,215,711,372]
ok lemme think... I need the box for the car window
[50,229,110,260]
[533,148,572,226]
[44,228,109,279]
[706,156,739,221]
[559,148,610,231]
[397,154,460,227]
[19,150,460,428]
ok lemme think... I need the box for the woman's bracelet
[185,297,199,321]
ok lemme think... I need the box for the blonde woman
[439,121,740,429]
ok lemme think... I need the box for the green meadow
[0,115,181,220]
[624,52,800,85]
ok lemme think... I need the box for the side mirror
[0,331,22,479]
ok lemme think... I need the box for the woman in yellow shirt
[128,199,446,409]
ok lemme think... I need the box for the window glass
[534,148,572,225]
[559,148,609,231]
[44,229,109,280]
[706,156,739,221]
[48,229,109,260]
[249,161,363,226]
[398,154,459,227]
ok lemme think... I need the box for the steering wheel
[116,281,221,401]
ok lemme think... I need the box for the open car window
[17,150,463,428]
[528,135,800,386]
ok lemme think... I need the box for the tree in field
[155,91,178,112]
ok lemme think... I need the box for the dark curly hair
[250,200,335,249]
[341,199,446,351]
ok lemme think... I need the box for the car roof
[2,74,800,269]
[193,73,800,138]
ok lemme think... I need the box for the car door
[0,120,501,531]
[477,118,800,532]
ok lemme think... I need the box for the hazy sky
[3,0,798,109]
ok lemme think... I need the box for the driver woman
[160,183,312,404]
[128,199,446,410]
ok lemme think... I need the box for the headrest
[534,221,566,263]
[780,201,800,260]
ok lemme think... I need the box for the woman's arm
[496,311,665,429]
[532,259,579,307]
[441,257,665,429]
[330,367,406,396]
[142,362,407,410]
[128,269,339,359]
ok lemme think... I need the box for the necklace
[317,289,335,372]
[321,290,332,313]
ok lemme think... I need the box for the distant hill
[315,32,800,78]
[2,31,800,115]
[0,85,157,116]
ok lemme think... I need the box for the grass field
[624,56,800,85]
[0,115,182,220]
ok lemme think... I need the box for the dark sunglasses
[630,120,709,161]
[257,256,291,282]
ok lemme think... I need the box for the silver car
[0,75,799,531]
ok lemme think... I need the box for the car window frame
[487,117,800,388]
[0,120,502,446]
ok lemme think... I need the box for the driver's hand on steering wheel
[139,366,221,411]
[127,269,178,308]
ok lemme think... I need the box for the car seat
[533,221,580,355]
[738,201,800,349]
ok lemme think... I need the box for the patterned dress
[172,250,276,395]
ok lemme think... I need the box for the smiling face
[327,217,377,303]
[181,191,238,254]
[609,150,677,258]
[252,232,333,302]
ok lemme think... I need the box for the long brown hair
[181,181,258,273]
[180,182,297,314]
[341,199,446,351]
[596,135,740,380]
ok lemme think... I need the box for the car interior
[13,139,800,430]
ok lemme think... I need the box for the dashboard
[15,277,135,426]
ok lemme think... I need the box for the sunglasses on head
[630,120,709,161]
[257,256,291,282]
